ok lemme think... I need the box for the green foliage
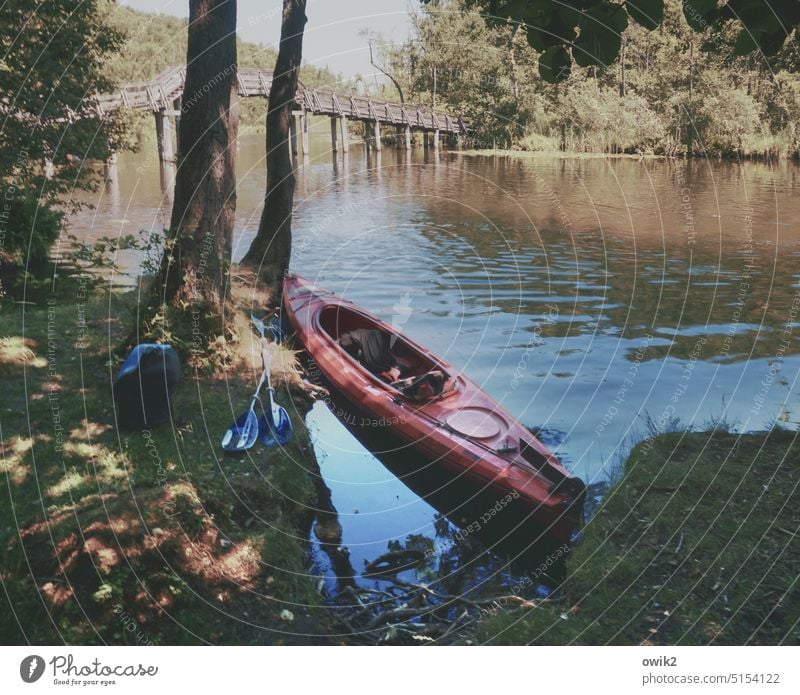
[539,45,571,82]
[682,0,716,32]
[0,0,130,271]
[405,0,800,156]
[557,81,667,153]
[383,4,541,146]
[573,4,628,69]
[104,4,347,135]
[454,0,800,83]
[1,189,64,267]
[722,0,800,56]
[627,0,665,31]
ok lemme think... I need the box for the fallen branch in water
[379,576,475,606]
[363,549,426,576]
[366,605,440,631]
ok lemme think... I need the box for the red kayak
[283,274,586,541]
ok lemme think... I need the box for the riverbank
[458,148,663,160]
[469,428,799,645]
[457,147,800,163]
[0,276,342,645]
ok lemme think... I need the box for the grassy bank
[458,147,800,163]
[457,148,664,160]
[0,277,339,645]
[470,429,799,645]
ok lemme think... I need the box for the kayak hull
[283,274,586,542]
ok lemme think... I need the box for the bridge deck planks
[95,66,467,135]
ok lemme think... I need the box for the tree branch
[368,40,405,104]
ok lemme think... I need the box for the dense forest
[378,0,800,157]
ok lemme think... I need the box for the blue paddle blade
[221,409,259,451]
[250,314,284,344]
[268,317,285,343]
[258,406,292,447]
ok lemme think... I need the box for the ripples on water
[72,133,800,602]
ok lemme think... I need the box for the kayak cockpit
[318,304,454,401]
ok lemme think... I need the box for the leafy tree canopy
[0,0,130,268]
[420,1,800,82]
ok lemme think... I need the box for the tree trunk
[509,21,520,112]
[240,0,307,306]
[687,35,694,158]
[150,0,238,329]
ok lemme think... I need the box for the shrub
[0,189,64,269]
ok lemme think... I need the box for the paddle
[220,368,266,452]
[251,315,293,446]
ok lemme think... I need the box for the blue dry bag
[113,344,181,429]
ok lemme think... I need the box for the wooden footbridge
[96,66,468,163]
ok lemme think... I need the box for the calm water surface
[73,130,800,598]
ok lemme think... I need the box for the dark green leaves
[626,0,664,31]
[732,28,757,56]
[525,10,578,52]
[494,0,528,18]
[724,0,800,56]
[538,45,572,83]
[466,0,800,85]
[682,0,717,32]
[574,4,629,68]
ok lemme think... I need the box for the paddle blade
[258,406,292,447]
[221,410,260,452]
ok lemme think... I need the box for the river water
[72,129,800,602]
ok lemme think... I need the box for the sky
[122,0,415,79]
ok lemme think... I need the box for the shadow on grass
[1,280,340,645]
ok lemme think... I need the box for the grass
[469,428,800,645]
[5,274,798,647]
[0,275,339,645]
[457,148,662,160]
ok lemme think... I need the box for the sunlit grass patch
[0,336,47,370]
[0,436,34,485]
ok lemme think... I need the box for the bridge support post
[339,117,349,155]
[159,161,175,204]
[366,122,372,150]
[173,98,182,143]
[330,117,338,154]
[433,129,440,151]
[403,125,412,150]
[155,109,175,163]
[289,115,298,160]
[299,109,309,157]
[373,120,381,151]
[104,152,118,181]
[395,126,402,149]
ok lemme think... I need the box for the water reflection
[307,399,565,606]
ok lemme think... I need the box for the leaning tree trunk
[148,0,238,340]
[240,0,307,306]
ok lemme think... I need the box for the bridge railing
[299,89,466,134]
[96,66,468,135]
